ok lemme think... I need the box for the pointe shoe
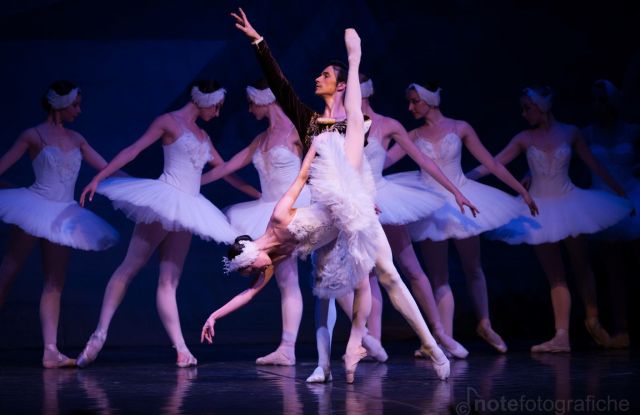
[416,345,450,380]
[344,346,367,384]
[306,366,332,383]
[608,333,630,349]
[255,348,296,366]
[43,347,76,369]
[362,335,388,363]
[530,336,571,353]
[77,332,106,368]
[434,332,469,359]
[476,325,508,353]
[584,318,611,347]
[176,351,198,368]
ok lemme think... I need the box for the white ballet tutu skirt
[0,187,118,251]
[98,177,236,243]
[225,145,310,239]
[388,170,523,241]
[590,142,640,241]
[365,138,444,225]
[488,144,632,244]
[97,132,237,244]
[0,146,118,251]
[289,131,378,298]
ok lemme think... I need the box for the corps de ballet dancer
[468,86,632,352]
[200,79,310,366]
[0,81,119,368]
[387,82,539,354]
[75,80,259,367]
[582,79,640,349]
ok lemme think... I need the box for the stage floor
[0,342,637,414]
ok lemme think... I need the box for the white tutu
[388,171,523,241]
[365,138,444,225]
[98,177,236,243]
[489,188,632,244]
[590,142,640,240]
[291,131,378,298]
[0,188,118,251]
[489,143,633,244]
[225,145,310,239]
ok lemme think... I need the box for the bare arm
[207,139,261,198]
[461,123,538,215]
[201,266,275,344]
[0,130,32,177]
[272,145,316,221]
[573,128,626,196]
[466,132,526,180]
[201,136,260,185]
[384,142,408,169]
[79,116,167,206]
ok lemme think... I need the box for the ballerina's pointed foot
[306,366,332,383]
[76,332,106,368]
[344,346,367,384]
[176,350,198,368]
[362,335,388,363]
[416,345,450,380]
[531,334,571,353]
[435,332,469,359]
[43,346,76,369]
[584,318,611,347]
[255,348,296,366]
[476,324,508,353]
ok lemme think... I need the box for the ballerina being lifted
[201,28,449,383]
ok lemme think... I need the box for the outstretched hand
[455,193,479,217]
[201,316,216,344]
[230,7,261,42]
[79,178,100,207]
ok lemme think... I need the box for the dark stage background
[0,0,638,353]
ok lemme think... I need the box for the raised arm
[79,116,166,206]
[201,266,275,344]
[461,123,538,215]
[573,127,627,196]
[271,144,316,221]
[231,7,315,138]
[207,139,261,198]
[201,136,260,185]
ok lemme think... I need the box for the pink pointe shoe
[476,324,508,353]
[344,346,367,384]
[255,347,296,366]
[176,350,198,368]
[415,345,450,380]
[77,332,106,368]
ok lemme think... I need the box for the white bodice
[526,143,575,197]
[414,133,467,188]
[159,132,212,195]
[364,137,386,182]
[253,145,302,201]
[590,142,636,189]
[287,203,337,259]
[29,146,82,202]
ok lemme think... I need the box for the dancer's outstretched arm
[201,137,261,185]
[271,145,316,222]
[201,266,275,344]
[343,28,364,171]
